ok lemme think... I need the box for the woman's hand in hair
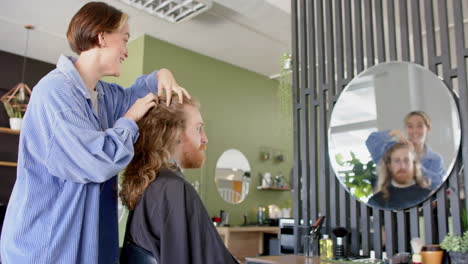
[156,69,190,106]
[389,129,410,144]
[124,93,157,122]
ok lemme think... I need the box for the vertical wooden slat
[373,2,385,255]
[423,200,436,244]
[422,0,437,244]
[363,0,374,67]
[298,0,310,229]
[384,211,396,257]
[396,1,409,253]
[437,0,452,82]
[325,0,334,98]
[334,0,344,94]
[350,198,359,256]
[373,208,383,259]
[339,188,348,229]
[340,0,353,231]
[291,0,301,253]
[324,0,335,235]
[350,1,363,255]
[354,0,364,73]
[316,0,329,223]
[307,1,317,101]
[374,0,385,63]
[408,0,423,241]
[452,0,468,232]
[396,212,408,252]
[399,0,409,60]
[449,162,463,235]
[424,0,437,72]
[409,208,420,242]
[360,0,373,256]
[344,0,353,80]
[410,0,423,64]
[387,0,397,60]
[360,204,370,256]
[306,0,318,226]
[436,184,448,241]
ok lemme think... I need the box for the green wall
[109,34,294,244]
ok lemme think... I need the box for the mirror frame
[214,148,252,204]
[327,61,461,211]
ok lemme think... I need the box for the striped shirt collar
[56,55,105,99]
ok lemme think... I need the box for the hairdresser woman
[366,111,445,189]
[0,2,189,264]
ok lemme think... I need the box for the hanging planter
[9,117,22,131]
[1,25,33,130]
[3,98,24,130]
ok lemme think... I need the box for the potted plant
[335,152,375,200]
[3,100,23,130]
[440,231,468,264]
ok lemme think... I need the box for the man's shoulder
[146,168,190,192]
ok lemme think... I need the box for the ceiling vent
[119,0,213,23]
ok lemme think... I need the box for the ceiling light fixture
[119,0,213,23]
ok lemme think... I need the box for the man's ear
[97,32,106,47]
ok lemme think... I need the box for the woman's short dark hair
[66,2,128,54]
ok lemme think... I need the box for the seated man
[119,96,238,264]
[368,142,432,210]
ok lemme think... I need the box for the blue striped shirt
[0,55,158,263]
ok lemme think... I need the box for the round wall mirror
[328,62,461,211]
[215,149,251,204]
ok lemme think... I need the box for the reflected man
[368,142,432,210]
[366,111,445,188]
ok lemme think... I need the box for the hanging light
[1,25,33,115]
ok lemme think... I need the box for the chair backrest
[120,240,158,264]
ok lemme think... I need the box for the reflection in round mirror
[215,149,251,204]
[328,62,461,211]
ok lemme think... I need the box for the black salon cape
[367,184,432,210]
[122,168,238,264]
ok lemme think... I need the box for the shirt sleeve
[365,130,395,164]
[45,108,138,184]
[103,71,158,121]
[422,153,446,188]
[153,179,237,264]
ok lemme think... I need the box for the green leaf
[335,153,345,166]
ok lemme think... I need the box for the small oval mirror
[328,62,461,211]
[215,149,251,204]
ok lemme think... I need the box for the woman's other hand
[124,93,157,122]
[389,129,410,144]
[156,69,191,106]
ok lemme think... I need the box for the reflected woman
[366,111,445,188]
[368,142,432,210]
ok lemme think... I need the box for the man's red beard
[180,143,207,169]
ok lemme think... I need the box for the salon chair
[120,240,158,264]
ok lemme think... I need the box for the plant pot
[449,252,468,264]
[9,117,22,130]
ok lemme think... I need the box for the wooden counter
[217,226,279,261]
[246,256,343,264]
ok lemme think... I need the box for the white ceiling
[0,0,291,78]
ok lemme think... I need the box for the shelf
[257,186,290,191]
[0,161,17,167]
[0,127,20,135]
